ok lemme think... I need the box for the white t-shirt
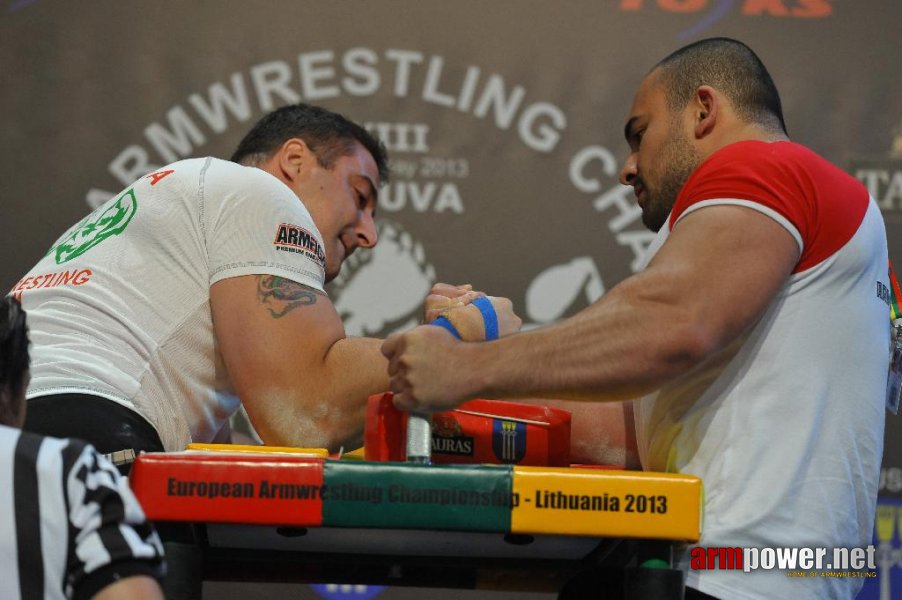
[634,141,888,599]
[14,158,327,451]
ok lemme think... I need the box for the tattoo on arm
[256,275,324,318]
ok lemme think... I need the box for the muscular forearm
[464,270,720,403]
[251,336,387,452]
[464,207,800,403]
[314,335,390,449]
[226,278,522,449]
[385,205,799,415]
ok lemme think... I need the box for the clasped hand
[382,283,521,412]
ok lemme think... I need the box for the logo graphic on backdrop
[367,121,466,216]
[327,220,608,337]
[84,48,648,266]
[85,48,575,205]
[328,220,436,336]
[525,257,605,328]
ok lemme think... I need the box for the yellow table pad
[512,466,701,542]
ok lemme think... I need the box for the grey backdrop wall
[3,1,902,598]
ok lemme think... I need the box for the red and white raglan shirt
[633,141,889,599]
[12,158,327,451]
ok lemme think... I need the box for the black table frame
[157,522,686,600]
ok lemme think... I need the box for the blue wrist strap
[431,316,462,339]
[473,296,499,341]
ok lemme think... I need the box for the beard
[640,125,702,232]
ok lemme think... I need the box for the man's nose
[357,210,378,248]
[619,153,638,187]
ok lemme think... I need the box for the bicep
[647,204,800,346]
[210,274,345,418]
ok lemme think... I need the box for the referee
[0,296,164,600]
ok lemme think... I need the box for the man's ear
[693,85,718,139]
[276,138,313,182]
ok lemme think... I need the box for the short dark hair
[654,37,787,135]
[0,296,29,425]
[230,103,390,184]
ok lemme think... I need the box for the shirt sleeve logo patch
[274,223,326,268]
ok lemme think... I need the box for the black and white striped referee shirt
[0,425,164,600]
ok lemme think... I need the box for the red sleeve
[670,141,869,273]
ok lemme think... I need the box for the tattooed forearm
[256,275,323,318]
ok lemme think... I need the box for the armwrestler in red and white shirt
[633,139,886,600]
[382,38,889,600]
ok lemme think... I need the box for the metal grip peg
[406,412,432,464]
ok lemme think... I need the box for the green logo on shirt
[49,188,138,264]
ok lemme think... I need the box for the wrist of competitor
[430,296,499,341]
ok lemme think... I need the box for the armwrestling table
[129,451,702,599]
